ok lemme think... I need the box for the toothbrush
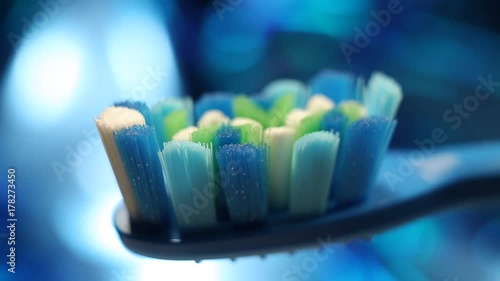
[96,70,500,261]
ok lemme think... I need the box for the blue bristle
[216,144,268,224]
[253,95,275,111]
[114,101,152,126]
[212,126,241,218]
[114,125,170,226]
[151,98,193,145]
[330,117,397,206]
[261,79,308,108]
[195,93,235,121]
[159,141,218,231]
[321,109,349,136]
[213,126,241,149]
[289,131,340,217]
[309,70,357,103]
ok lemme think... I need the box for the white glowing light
[105,12,181,102]
[7,29,82,125]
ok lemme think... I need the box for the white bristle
[172,126,198,141]
[231,117,259,128]
[306,94,335,113]
[197,110,230,128]
[264,126,296,210]
[231,117,263,142]
[285,109,312,128]
[95,107,146,221]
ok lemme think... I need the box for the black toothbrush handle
[114,141,500,261]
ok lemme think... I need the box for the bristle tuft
[331,117,397,206]
[216,143,268,224]
[289,131,339,217]
[114,125,170,226]
[159,141,218,231]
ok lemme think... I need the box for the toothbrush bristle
[151,98,193,144]
[364,72,403,119]
[172,126,198,141]
[295,112,324,138]
[195,93,234,121]
[214,125,241,149]
[233,95,270,128]
[159,141,218,230]
[102,69,403,237]
[321,109,349,136]
[95,107,146,221]
[231,117,263,144]
[264,127,295,210]
[310,70,357,103]
[331,117,397,206]
[306,94,335,113]
[337,100,367,125]
[114,125,170,226]
[262,79,308,108]
[114,101,152,126]
[216,144,268,224]
[197,110,230,128]
[192,126,218,145]
[289,131,340,217]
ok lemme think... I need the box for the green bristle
[151,98,193,144]
[296,112,325,138]
[159,141,217,231]
[163,109,190,141]
[233,95,270,128]
[261,79,308,108]
[268,93,297,127]
[191,126,219,145]
[337,101,367,125]
[231,118,263,144]
[264,126,295,210]
[289,131,340,217]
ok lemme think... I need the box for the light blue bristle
[195,93,235,121]
[114,101,152,126]
[151,98,194,145]
[216,144,268,224]
[261,79,308,108]
[330,117,397,206]
[289,131,340,217]
[309,70,357,103]
[159,141,217,231]
[114,125,170,226]
[364,72,403,119]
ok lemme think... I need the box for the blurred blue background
[0,0,499,280]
